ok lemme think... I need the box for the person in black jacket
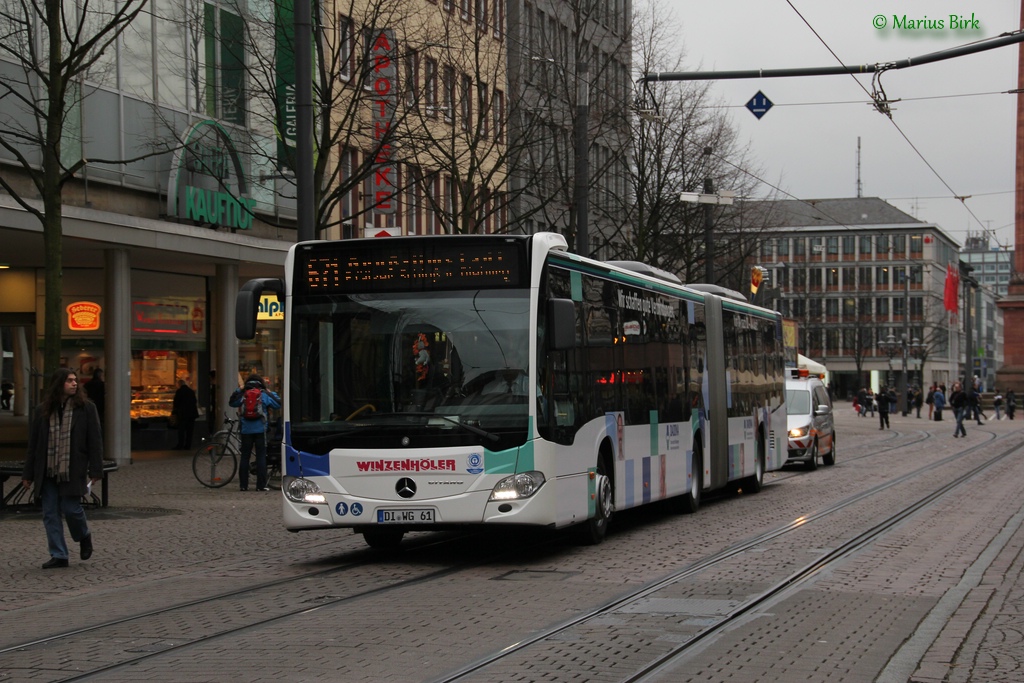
[950,381,968,438]
[878,386,895,430]
[21,368,103,568]
[172,379,200,450]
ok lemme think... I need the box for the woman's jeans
[954,407,967,436]
[239,432,267,490]
[40,477,89,560]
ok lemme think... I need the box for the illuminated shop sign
[66,301,101,331]
[258,294,284,321]
[167,120,256,230]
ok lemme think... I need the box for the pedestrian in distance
[229,374,281,491]
[926,384,935,420]
[1,379,12,410]
[993,390,1003,421]
[865,389,876,417]
[20,368,103,569]
[171,379,199,450]
[1007,390,1017,420]
[970,385,987,424]
[856,387,867,417]
[932,384,946,421]
[950,381,968,438]
[912,385,923,419]
[84,368,105,425]
[878,386,893,430]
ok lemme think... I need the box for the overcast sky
[655,0,1020,249]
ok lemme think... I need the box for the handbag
[167,413,179,428]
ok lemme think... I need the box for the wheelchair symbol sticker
[351,503,363,516]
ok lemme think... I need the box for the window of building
[826,268,839,287]
[826,299,839,316]
[204,3,245,125]
[338,15,353,81]
[442,66,455,123]
[493,0,504,39]
[478,81,488,138]
[809,299,822,317]
[876,298,889,317]
[794,238,806,256]
[460,74,472,130]
[860,235,872,255]
[826,236,838,255]
[809,268,822,288]
[792,299,806,317]
[910,265,923,284]
[910,235,923,255]
[859,297,872,317]
[893,297,906,317]
[893,234,906,255]
[405,49,419,109]
[858,267,872,287]
[424,58,438,114]
[910,297,923,317]
[777,238,790,256]
[842,267,856,287]
[876,234,889,253]
[842,298,856,318]
[810,237,822,255]
[842,236,856,255]
[876,266,889,287]
[493,89,504,140]
[793,268,807,288]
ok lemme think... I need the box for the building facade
[754,198,970,400]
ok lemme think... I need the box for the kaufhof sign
[167,120,257,229]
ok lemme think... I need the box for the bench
[0,459,119,511]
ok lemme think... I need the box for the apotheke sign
[167,120,256,229]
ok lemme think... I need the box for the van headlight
[789,426,809,438]
[489,471,545,501]
[284,476,326,504]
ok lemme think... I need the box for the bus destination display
[301,241,525,293]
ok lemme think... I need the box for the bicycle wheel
[193,443,237,488]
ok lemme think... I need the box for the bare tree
[0,0,153,370]
[623,0,777,285]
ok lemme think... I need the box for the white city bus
[236,232,787,548]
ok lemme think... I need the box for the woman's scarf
[46,400,74,481]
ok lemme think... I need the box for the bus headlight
[284,477,327,504]
[489,471,545,501]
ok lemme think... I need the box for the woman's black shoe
[80,534,93,560]
[42,558,69,569]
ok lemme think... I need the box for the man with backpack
[229,374,281,491]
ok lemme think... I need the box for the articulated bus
[236,232,787,548]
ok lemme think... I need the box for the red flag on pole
[943,262,959,313]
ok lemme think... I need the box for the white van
[785,373,836,470]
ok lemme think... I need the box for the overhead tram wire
[640,25,1024,234]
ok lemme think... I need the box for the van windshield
[785,388,811,414]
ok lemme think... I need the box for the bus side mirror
[236,278,284,340]
[547,298,576,350]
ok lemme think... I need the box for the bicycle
[192,417,283,490]
[193,418,240,488]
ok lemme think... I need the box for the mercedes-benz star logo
[396,477,416,499]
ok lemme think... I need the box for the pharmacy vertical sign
[370,29,397,214]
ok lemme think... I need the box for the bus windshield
[290,289,532,453]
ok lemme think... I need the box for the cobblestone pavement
[0,407,1022,682]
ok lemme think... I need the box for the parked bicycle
[192,417,282,490]
[193,417,240,488]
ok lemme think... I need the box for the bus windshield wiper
[397,412,501,443]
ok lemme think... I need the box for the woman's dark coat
[21,402,104,499]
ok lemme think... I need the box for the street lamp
[878,333,900,387]
[909,336,926,388]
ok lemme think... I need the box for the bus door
[703,295,729,489]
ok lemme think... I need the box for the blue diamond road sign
[746,91,773,119]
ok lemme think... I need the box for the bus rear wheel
[742,438,766,494]
[362,529,404,549]
[677,447,703,514]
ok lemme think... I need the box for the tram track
[0,529,562,682]
[426,428,1022,683]
[4,426,1018,682]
